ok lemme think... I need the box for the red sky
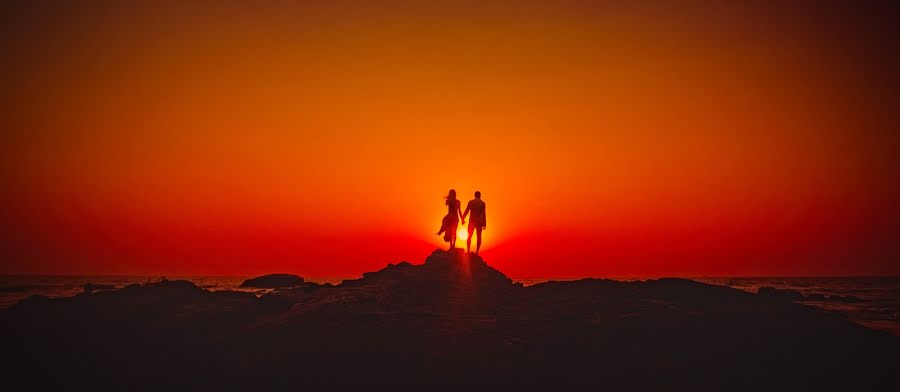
[1,1,898,277]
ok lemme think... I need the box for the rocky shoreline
[2,249,896,390]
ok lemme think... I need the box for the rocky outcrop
[1,249,896,390]
[240,274,305,288]
[758,286,866,303]
[758,286,806,301]
[828,294,864,303]
[82,283,116,294]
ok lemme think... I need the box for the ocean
[1,275,897,336]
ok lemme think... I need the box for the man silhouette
[461,191,487,255]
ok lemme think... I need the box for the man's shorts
[467,220,484,235]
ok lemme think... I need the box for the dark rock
[828,295,865,303]
[240,274,305,288]
[82,283,116,294]
[1,249,896,390]
[757,286,806,301]
[17,294,51,306]
[150,278,202,291]
[805,293,827,301]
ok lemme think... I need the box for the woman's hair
[445,189,457,205]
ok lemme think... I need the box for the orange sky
[1,1,898,277]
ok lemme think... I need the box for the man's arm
[462,201,471,220]
[482,205,486,228]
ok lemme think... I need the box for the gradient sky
[2,1,899,278]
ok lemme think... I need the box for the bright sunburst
[456,225,468,242]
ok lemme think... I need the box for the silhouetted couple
[436,189,487,255]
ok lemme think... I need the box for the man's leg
[467,225,474,253]
[475,226,483,255]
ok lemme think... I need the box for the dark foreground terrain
[2,249,897,390]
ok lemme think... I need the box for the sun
[456,225,468,242]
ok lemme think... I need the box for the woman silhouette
[436,189,464,249]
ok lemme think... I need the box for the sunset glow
[457,227,469,244]
[1,1,898,278]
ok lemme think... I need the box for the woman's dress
[437,199,460,242]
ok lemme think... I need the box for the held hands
[461,220,465,225]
